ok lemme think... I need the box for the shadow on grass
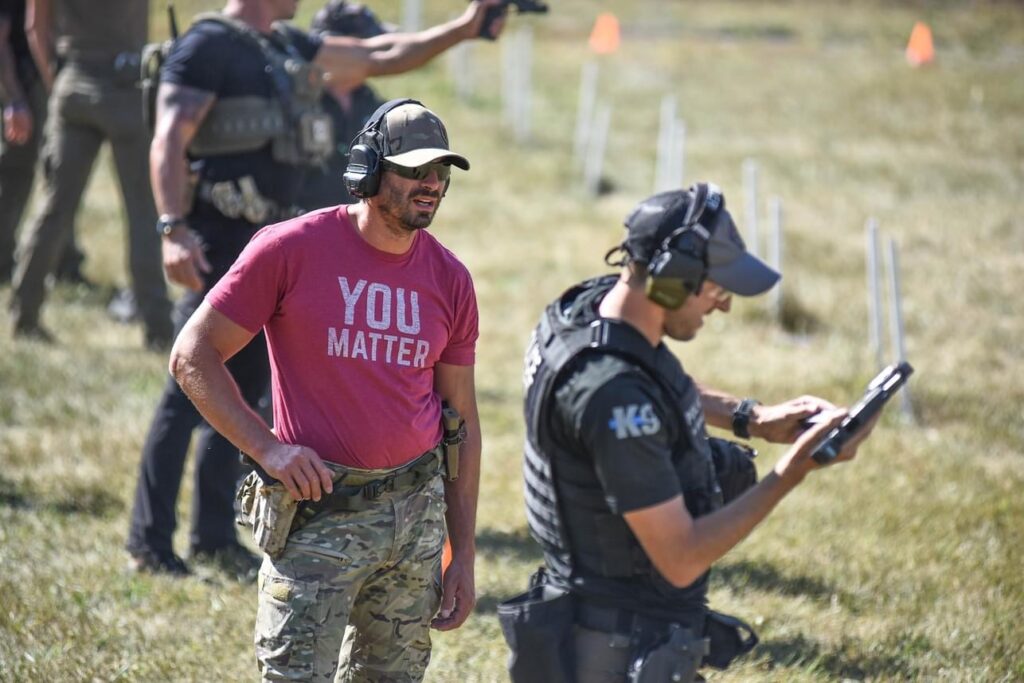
[712,559,848,605]
[475,527,543,564]
[0,474,30,508]
[756,632,926,680]
[0,474,122,517]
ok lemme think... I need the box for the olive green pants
[10,62,170,340]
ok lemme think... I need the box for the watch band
[156,215,187,236]
[732,398,760,439]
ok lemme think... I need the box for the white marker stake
[402,0,422,32]
[514,28,533,143]
[501,33,517,126]
[670,118,687,189]
[865,218,884,370]
[886,238,915,421]
[574,61,599,168]
[448,42,473,103]
[743,159,759,257]
[584,103,611,196]
[769,196,784,321]
[654,95,677,192]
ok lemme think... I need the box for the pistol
[477,0,550,41]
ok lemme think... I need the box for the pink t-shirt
[207,206,478,469]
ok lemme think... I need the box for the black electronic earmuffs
[645,183,722,309]
[343,98,423,199]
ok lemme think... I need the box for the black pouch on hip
[702,609,759,669]
[497,567,576,683]
[628,625,708,683]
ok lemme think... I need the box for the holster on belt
[441,401,465,482]
[235,467,298,559]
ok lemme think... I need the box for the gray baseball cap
[622,184,780,296]
[382,104,470,171]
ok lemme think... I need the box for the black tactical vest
[523,276,724,608]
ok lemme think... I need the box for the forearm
[373,20,468,76]
[25,2,54,90]
[696,382,742,432]
[150,129,191,218]
[170,332,277,463]
[686,471,797,571]
[443,418,480,561]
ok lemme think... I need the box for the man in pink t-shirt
[168,100,481,681]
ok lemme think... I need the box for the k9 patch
[608,403,662,439]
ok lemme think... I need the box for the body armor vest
[523,276,723,605]
[186,15,333,167]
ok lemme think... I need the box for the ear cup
[646,234,706,310]
[644,185,711,309]
[343,98,425,199]
[343,142,381,198]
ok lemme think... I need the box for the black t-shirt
[298,84,383,210]
[554,359,683,514]
[0,0,38,87]
[162,19,322,207]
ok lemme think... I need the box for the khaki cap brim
[385,148,470,171]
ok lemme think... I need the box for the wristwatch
[732,398,760,439]
[156,214,188,236]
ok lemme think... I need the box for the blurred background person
[0,0,83,285]
[9,0,172,347]
[299,0,391,209]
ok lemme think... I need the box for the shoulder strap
[190,13,303,117]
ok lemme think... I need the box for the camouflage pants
[255,466,447,682]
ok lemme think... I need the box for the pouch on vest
[708,437,758,505]
[498,568,575,683]
[702,609,759,670]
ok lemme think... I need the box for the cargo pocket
[255,569,322,680]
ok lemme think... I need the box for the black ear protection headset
[343,97,425,199]
[645,182,722,310]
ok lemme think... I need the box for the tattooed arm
[150,81,215,291]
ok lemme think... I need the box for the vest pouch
[702,609,759,670]
[708,438,758,505]
[498,571,575,683]
[298,109,334,164]
[190,97,286,157]
[140,41,169,131]
[113,51,141,88]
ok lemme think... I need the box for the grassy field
[2,0,1023,680]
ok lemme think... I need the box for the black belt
[576,601,705,638]
[299,446,444,517]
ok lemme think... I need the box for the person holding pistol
[504,183,879,682]
[169,99,482,681]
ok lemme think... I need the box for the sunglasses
[383,161,451,183]
[703,282,733,305]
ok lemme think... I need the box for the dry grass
[1,1,1022,681]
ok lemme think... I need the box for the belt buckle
[363,477,394,500]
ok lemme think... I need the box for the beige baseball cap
[381,103,470,170]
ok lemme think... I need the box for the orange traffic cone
[442,537,453,573]
[906,21,935,67]
[589,13,621,55]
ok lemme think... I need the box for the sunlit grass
[1,1,1022,681]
